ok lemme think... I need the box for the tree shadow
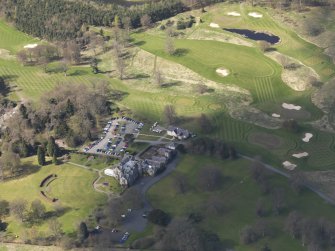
[7,162,41,181]
[173,48,189,57]
[221,239,236,250]
[45,206,72,218]
[133,41,146,47]
[266,47,277,52]
[0,221,8,231]
[161,81,182,88]
[125,73,150,80]
[68,69,88,76]
[110,89,129,101]
[0,75,18,97]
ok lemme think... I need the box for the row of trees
[186,137,237,160]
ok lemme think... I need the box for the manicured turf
[0,157,105,235]
[0,20,38,53]
[148,154,335,250]
[204,3,335,81]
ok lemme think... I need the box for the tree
[285,211,303,239]
[282,119,300,133]
[63,40,81,64]
[0,200,9,220]
[52,153,58,165]
[90,57,99,74]
[173,173,189,194]
[197,166,222,191]
[47,136,57,157]
[113,15,121,28]
[272,188,286,215]
[194,83,211,94]
[165,35,176,55]
[206,195,225,216]
[78,222,89,242]
[255,198,266,217]
[37,146,46,166]
[259,41,271,52]
[290,171,306,194]
[198,113,213,134]
[10,199,27,221]
[239,225,259,244]
[112,41,126,80]
[161,218,204,251]
[164,105,177,124]
[0,151,21,180]
[48,218,62,239]
[153,68,164,86]
[261,244,271,251]
[105,198,124,227]
[148,209,171,227]
[60,60,69,76]
[30,199,46,221]
[122,187,143,209]
[140,14,152,28]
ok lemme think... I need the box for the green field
[1,2,335,173]
[0,157,105,236]
[1,2,335,248]
[148,154,335,250]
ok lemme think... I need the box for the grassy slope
[148,155,335,251]
[0,20,38,53]
[1,8,335,172]
[0,157,105,235]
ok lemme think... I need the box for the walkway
[240,155,335,206]
[67,161,115,198]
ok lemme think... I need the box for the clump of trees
[0,81,113,168]
[0,0,187,41]
[285,210,335,250]
[186,137,237,160]
[17,44,60,67]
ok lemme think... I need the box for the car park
[83,117,144,157]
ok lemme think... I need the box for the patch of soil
[248,132,283,149]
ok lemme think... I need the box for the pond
[223,28,280,44]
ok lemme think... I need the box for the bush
[131,237,155,249]
[148,209,171,226]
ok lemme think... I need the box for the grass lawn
[69,153,115,170]
[147,154,335,250]
[127,142,150,155]
[0,20,39,53]
[0,157,106,236]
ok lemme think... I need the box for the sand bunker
[282,103,302,110]
[216,68,229,77]
[302,133,313,142]
[282,161,297,170]
[209,23,220,28]
[272,113,281,118]
[248,12,263,18]
[24,44,38,49]
[227,11,241,17]
[292,152,309,158]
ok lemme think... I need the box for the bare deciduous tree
[197,166,222,191]
[163,105,177,124]
[140,14,152,28]
[165,35,176,55]
[10,199,27,221]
